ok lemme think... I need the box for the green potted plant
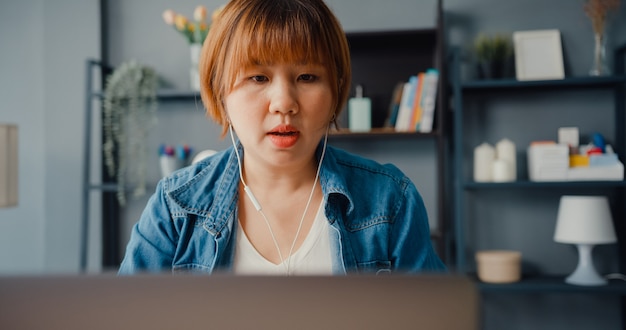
[473,33,513,79]
[103,60,158,205]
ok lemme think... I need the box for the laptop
[0,273,478,330]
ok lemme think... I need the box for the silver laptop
[0,274,478,330]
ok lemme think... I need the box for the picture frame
[513,29,565,81]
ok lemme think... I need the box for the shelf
[155,89,201,100]
[346,28,437,52]
[461,75,626,91]
[88,183,156,193]
[463,180,626,190]
[88,183,118,192]
[329,127,439,139]
[475,275,626,295]
[91,89,201,100]
[346,28,442,129]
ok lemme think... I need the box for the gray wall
[0,0,100,273]
[0,0,47,274]
[0,0,625,328]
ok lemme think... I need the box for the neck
[242,154,319,193]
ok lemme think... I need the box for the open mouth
[268,125,299,136]
[268,125,300,148]
[269,131,298,136]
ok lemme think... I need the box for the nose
[269,79,298,115]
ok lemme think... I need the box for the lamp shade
[554,196,616,244]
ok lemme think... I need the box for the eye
[298,74,318,82]
[250,75,268,83]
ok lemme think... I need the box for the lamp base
[565,244,607,286]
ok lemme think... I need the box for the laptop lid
[0,274,478,330]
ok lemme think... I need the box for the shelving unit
[450,44,626,325]
[82,59,206,271]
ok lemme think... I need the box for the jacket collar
[167,144,241,235]
[167,142,354,233]
[318,144,354,216]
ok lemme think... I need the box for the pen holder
[160,155,184,177]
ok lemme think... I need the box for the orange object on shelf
[569,154,590,167]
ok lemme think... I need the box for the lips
[269,124,298,135]
[268,124,299,148]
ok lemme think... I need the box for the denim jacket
[118,144,446,275]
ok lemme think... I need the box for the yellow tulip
[174,14,188,31]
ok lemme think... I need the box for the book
[385,82,406,128]
[408,72,425,132]
[417,68,439,133]
[394,75,418,132]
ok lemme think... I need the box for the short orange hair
[199,0,351,137]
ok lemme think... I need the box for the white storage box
[567,162,624,181]
[527,143,569,181]
[528,143,624,181]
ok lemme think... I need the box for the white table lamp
[554,195,617,286]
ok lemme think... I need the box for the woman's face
[225,61,334,169]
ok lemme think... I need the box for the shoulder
[322,146,421,222]
[162,149,230,189]
[324,146,411,190]
[158,147,239,215]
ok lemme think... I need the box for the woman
[119,0,445,275]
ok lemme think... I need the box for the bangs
[224,1,330,89]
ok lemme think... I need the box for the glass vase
[589,32,609,76]
[189,43,202,91]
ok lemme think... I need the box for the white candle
[474,142,495,182]
[496,138,516,181]
[492,159,513,182]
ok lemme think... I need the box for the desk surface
[0,274,477,330]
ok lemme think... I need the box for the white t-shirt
[233,201,333,275]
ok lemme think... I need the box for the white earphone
[228,121,330,275]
